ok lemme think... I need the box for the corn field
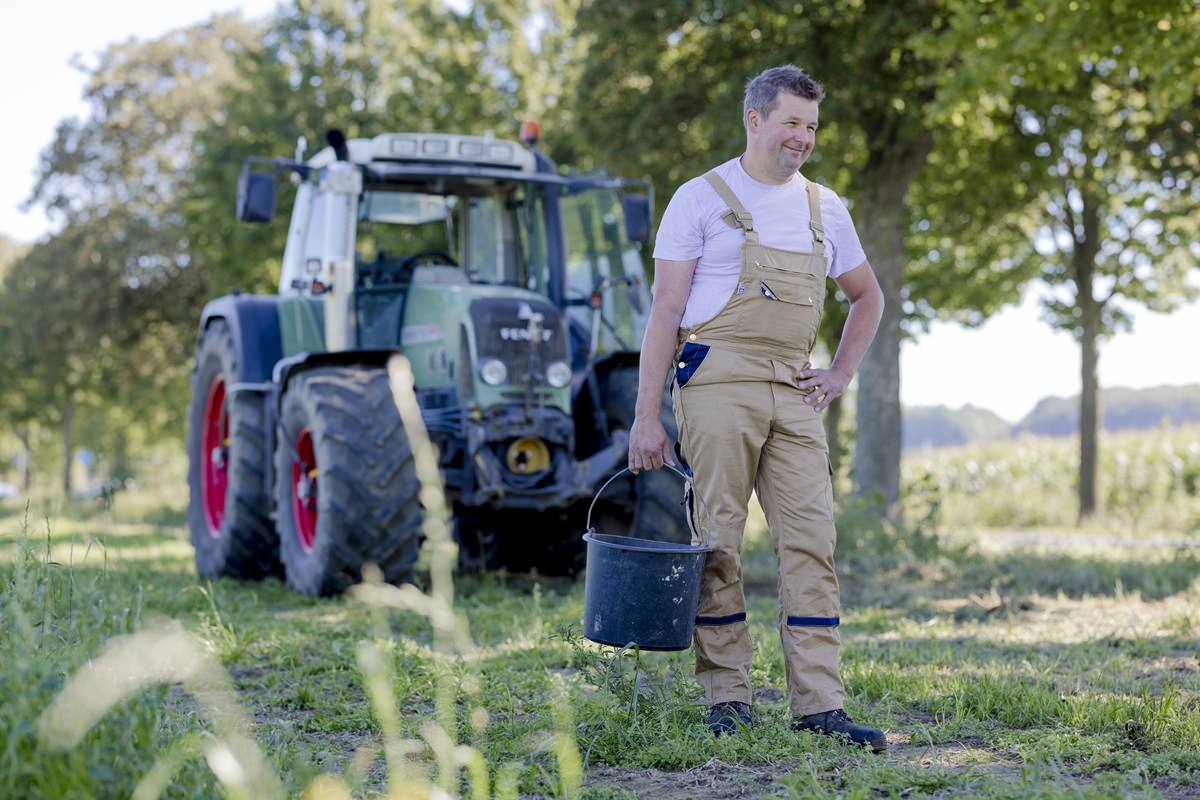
[902,425,1200,534]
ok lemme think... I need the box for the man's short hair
[744,65,826,122]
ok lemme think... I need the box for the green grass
[2,473,1200,798]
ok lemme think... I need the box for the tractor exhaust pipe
[326,129,350,162]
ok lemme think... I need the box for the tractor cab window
[354,185,548,295]
[357,192,458,265]
[512,184,549,295]
[560,185,650,356]
[458,183,548,295]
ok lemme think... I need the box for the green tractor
[186,127,688,595]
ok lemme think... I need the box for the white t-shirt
[653,157,867,328]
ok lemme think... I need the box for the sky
[3,1,1197,425]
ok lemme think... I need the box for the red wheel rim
[291,428,318,552]
[200,377,229,536]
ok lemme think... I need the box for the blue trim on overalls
[675,342,710,387]
[786,616,840,627]
[695,612,746,626]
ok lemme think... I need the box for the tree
[0,234,34,490]
[186,0,581,295]
[0,230,97,494]
[5,14,262,493]
[572,1,986,512]
[923,0,1200,519]
[571,0,1200,518]
[0,234,25,281]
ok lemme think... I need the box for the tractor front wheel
[274,366,423,596]
[186,319,280,579]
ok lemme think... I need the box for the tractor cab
[245,130,651,395]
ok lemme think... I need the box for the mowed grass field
[2,427,1200,799]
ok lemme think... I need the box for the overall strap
[804,177,826,259]
[703,171,759,245]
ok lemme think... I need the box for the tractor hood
[398,278,572,415]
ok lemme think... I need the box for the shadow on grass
[58,501,187,528]
[948,548,1200,602]
[1,530,186,552]
[0,504,29,522]
[122,504,188,527]
[17,529,1197,614]
[827,544,1200,607]
[0,497,187,527]
[739,543,1200,610]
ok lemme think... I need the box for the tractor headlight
[545,360,572,388]
[479,358,508,386]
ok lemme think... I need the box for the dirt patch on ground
[582,736,1027,799]
[1136,655,1200,682]
[1153,778,1200,799]
[585,759,797,800]
[885,736,1022,779]
[752,687,785,705]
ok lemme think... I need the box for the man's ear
[745,107,759,134]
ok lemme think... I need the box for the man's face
[748,92,820,175]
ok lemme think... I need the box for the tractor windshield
[560,184,651,356]
[356,184,549,294]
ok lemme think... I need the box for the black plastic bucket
[581,467,710,651]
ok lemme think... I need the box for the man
[627,65,887,751]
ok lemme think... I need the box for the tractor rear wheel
[274,366,423,596]
[186,319,280,579]
[596,366,692,544]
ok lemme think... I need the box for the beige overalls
[672,170,843,717]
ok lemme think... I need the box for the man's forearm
[634,310,682,422]
[830,292,884,379]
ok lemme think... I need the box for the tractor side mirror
[237,168,277,223]
[622,194,651,246]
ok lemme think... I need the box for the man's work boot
[792,709,887,752]
[706,701,753,737]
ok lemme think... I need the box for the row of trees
[1,0,1197,519]
[575,0,1199,517]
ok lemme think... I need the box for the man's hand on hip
[628,417,675,473]
[796,367,851,413]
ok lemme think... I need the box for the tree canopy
[3,13,261,490]
[918,0,1200,517]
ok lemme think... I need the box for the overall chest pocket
[736,269,823,351]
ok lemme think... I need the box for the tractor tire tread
[187,319,281,580]
[274,366,422,596]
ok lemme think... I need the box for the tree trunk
[61,396,73,498]
[16,426,32,494]
[852,133,932,515]
[113,427,132,482]
[1078,304,1100,521]
[1075,195,1102,522]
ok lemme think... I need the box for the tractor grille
[469,298,568,384]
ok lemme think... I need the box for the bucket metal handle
[586,465,713,545]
